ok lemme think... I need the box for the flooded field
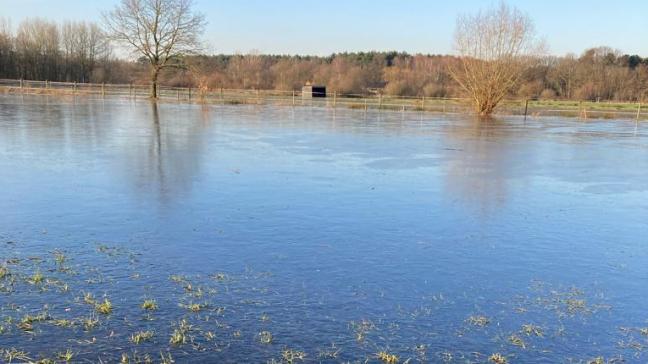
[0,94,647,363]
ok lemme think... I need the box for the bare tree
[450,2,543,116]
[61,22,110,82]
[103,0,206,98]
[15,18,61,81]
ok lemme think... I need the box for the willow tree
[103,0,206,98]
[450,3,543,116]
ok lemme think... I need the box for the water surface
[1,95,647,363]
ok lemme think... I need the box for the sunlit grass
[83,292,96,305]
[28,270,44,285]
[0,266,8,279]
[95,298,113,315]
[130,330,155,344]
[281,349,306,363]
[508,334,526,349]
[52,319,74,328]
[377,351,399,363]
[169,329,186,346]
[82,315,99,331]
[141,299,158,311]
[169,319,192,346]
[489,353,508,364]
[522,324,544,337]
[183,302,207,313]
[159,352,174,364]
[53,251,67,265]
[56,349,74,362]
[3,348,31,363]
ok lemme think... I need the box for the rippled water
[0,94,647,363]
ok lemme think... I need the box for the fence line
[0,78,646,121]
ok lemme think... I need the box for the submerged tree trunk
[150,68,159,99]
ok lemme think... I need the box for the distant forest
[1,18,648,101]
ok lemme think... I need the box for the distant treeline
[1,18,648,101]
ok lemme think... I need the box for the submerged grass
[377,351,399,364]
[141,299,158,311]
[130,330,155,344]
[56,349,74,362]
[28,271,44,285]
[82,315,99,331]
[508,334,526,349]
[467,315,491,327]
[258,331,273,344]
[3,348,31,362]
[95,298,113,315]
[522,324,544,337]
[281,349,306,363]
[0,241,631,362]
[489,353,508,364]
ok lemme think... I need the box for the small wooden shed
[302,83,326,98]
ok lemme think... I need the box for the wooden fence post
[292,90,295,106]
[333,91,337,108]
[637,100,642,121]
[188,87,191,100]
[379,94,383,110]
[102,83,105,97]
[19,79,23,89]
[73,81,77,94]
[220,88,224,104]
[129,83,133,98]
[524,99,529,120]
[421,96,425,111]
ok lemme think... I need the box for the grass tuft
[130,330,155,344]
[508,334,526,349]
[377,351,399,364]
[489,353,508,364]
[141,299,158,311]
[522,324,544,337]
[467,315,491,327]
[95,298,113,315]
[28,271,44,285]
[82,315,99,331]
[56,349,74,362]
[259,331,273,344]
[0,266,8,279]
[282,349,306,363]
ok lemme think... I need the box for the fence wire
[0,79,646,121]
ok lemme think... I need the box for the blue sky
[1,0,646,56]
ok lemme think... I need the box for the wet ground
[0,94,647,363]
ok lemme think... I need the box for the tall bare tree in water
[103,0,206,98]
[450,3,543,116]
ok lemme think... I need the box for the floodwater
[0,94,647,363]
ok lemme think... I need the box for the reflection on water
[1,95,648,362]
[127,102,213,206]
[443,120,519,215]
